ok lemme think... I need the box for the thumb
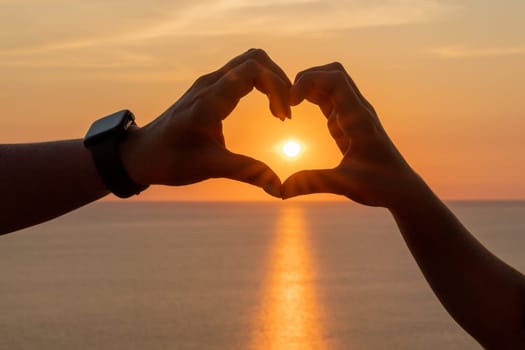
[281,169,348,199]
[214,150,282,198]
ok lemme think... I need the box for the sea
[2,200,525,349]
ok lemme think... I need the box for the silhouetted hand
[281,63,421,207]
[120,49,291,198]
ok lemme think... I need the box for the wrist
[119,125,151,186]
[386,172,436,216]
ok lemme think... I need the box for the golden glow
[250,205,326,349]
[2,1,525,200]
[281,140,302,159]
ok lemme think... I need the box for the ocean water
[1,200,525,349]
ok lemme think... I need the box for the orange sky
[1,0,524,201]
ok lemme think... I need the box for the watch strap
[89,134,149,198]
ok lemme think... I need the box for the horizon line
[103,198,525,203]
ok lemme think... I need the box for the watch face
[84,110,134,147]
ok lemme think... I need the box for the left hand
[120,49,291,198]
[281,62,421,207]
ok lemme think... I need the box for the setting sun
[281,140,302,159]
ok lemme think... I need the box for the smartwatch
[84,110,149,198]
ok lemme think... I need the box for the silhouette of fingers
[179,49,292,118]
[209,59,291,120]
[293,62,374,113]
[291,69,357,153]
[211,48,291,88]
[292,70,375,139]
[281,169,349,199]
[226,49,291,87]
[211,150,282,198]
[186,49,291,105]
[291,70,362,111]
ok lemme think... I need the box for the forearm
[390,179,525,348]
[0,140,109,234]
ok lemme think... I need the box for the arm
[1,48,290,235]
[281,62,525,349]
[0,140,108,234]
[391,180,525,349]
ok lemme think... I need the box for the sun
[281,140,302,159]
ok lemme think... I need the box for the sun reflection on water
[250,205,326,350]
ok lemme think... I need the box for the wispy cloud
[0,0,458,57]
[430,46,525,58]
[136,0,458,38]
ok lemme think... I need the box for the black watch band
[84,110,149,198]
[89,135,149,198]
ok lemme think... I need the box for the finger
[218,48,291,88]
[209,59,291,120]
[291,70,354,153]
[291,70,362,110]
[242,49,291,88]
[293,62,374,113]
[212,150,282,198]
[281,169,349,199]
[291,69,374,138]
[291,64,341,106]
[188,49,291,98]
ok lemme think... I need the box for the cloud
[429,46,525,58]
[0,0,462,74]
[136,0,458,38]
[0,0,458,56]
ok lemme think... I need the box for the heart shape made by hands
[149,49,396,207]
[209,61,350,201]
[224,60,392,207]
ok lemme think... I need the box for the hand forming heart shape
[122,49,418,208]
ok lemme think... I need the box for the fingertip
[263,169,283,198]
[281,101,292,120]
[281,175,304,199]
[280,189,297,200]
[263,183,282,198]
[270,105,283,121]
[282,88,292,119]
[269,101,290,121]
[290,87,303,106]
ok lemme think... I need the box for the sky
[1,0,524,201]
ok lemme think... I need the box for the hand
[121,49,291,198]
[281,63,423,207]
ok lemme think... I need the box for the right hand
[281,63,424,208]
